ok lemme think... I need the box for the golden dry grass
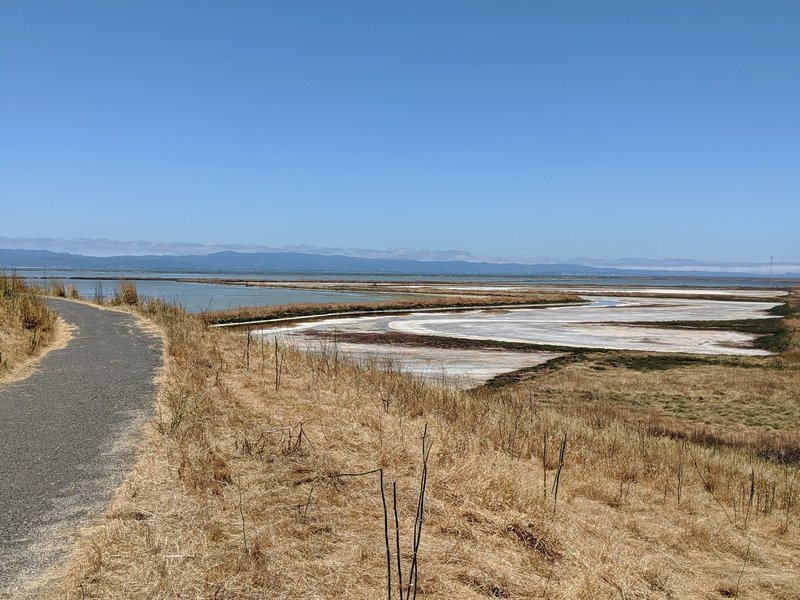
[0,273,58,381]
[112,280,140,305]
[49,295,800,599]
[48,278,66,298]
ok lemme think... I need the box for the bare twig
[542,431,548,501]
[688,449,734,527]
[406,424,431,600]
[237,472,248,554]
[302,486,314,520]
[551,433,567,514]
[274,335,281,391]
[380,470,392,600]
[735,537,751,597]
[302,468,383,485]
[394,481,404,600]
[677,442,684,505]
[245,329,251,370]
[744,470,755,529]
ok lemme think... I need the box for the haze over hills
[1,247,798,279]
[2,236,796,273]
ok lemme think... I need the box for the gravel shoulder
[0,299,162,596]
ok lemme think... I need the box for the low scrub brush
[49,278,66,297]
[115,281,140,305]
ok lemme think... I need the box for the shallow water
[22,276,395,312]
[14,268,793,313]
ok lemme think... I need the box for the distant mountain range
[1,248,798,279]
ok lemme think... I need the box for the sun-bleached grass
[51,292,800,599]
[0,272,58,380]
[111,280,140,306]
[48,277,66,298]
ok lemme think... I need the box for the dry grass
[50,293,800,599]
[0,272,58,380]
[112,280,140,306]
[48,278,67,298]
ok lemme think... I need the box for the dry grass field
[42,286,800,599]
[0,273,59,381]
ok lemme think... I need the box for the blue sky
[1,1,798,262]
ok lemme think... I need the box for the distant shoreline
[14,271,800,287]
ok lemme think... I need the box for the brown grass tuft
[113,280,140,305]
[0,272,58,379]
[49,278,66,297]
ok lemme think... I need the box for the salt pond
[259,295,782,388]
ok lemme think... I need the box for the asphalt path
[0,299,161,593]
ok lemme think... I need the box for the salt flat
[257,294,781,387]
[391,320,767,355]
[536,287,788,298]
[384,284,787,299]
[290,337,562,389]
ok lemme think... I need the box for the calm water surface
[17,271,396,312]
[15,269,794,312]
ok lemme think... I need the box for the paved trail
[0,299,161,593]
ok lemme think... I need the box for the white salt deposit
[255,294,782,387]
[290,337,563,389]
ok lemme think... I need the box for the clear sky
[1,1,798,262]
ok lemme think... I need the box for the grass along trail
[0,273,61,383]
[45,289,800,598]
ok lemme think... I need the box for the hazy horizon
[2,236,798,276]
